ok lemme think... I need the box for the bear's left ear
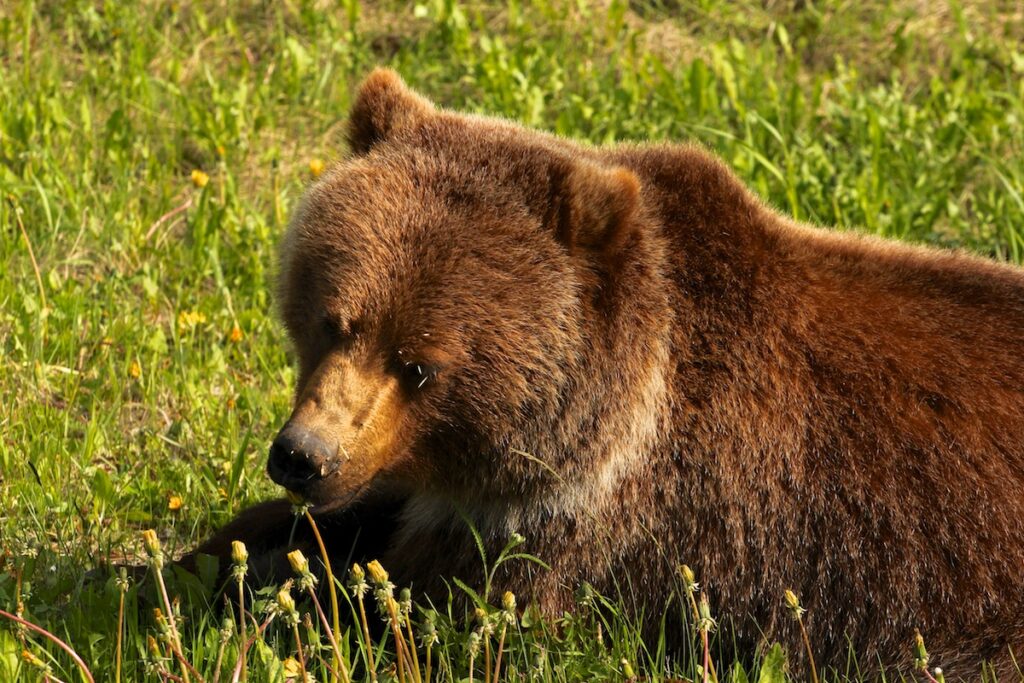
[347,68,435,155]
[550,159,643,257]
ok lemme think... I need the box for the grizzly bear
[185,68,1024,676]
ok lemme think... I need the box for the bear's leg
[178,495,404,589]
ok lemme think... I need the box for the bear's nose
[267,423,340,493]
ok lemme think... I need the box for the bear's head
[269,69,670,514]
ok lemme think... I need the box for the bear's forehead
[286,163,511,285]
[292,145,550,250]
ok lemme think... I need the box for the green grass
[1,0,1022,680]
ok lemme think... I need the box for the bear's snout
[267,422,341,494]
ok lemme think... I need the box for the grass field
[2,0,1023,680]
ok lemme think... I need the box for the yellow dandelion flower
[168,494,182,511]
[191,169,209,188]
[128,360,141,378]
[141,529,161,557]
[287,550,309,575]
[226,396,236,410]
[276,586,296,614]
[282,657,303,679]
[231,540,249,565]
[309,158,325,178]
[366,559,389,585]
[21,649,45,668]
[228,325,243,343]
[177,310,207,329]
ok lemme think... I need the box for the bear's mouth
[286,476,374,516]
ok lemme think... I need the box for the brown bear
[186,68,1024,676]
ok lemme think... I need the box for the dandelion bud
[533,647,546,674]
[913,629,930,669]
[348,562,368,598]
[783,589,805,618]
[467,630,481,657]
[399,587,412,616]
[153,608,170,638]
[219,617,234,641]
[697,593,717,633]
[366,559,389,585]
[287,549,308,575]
[142,529,162,560]
[146,634,162,658]
[275,585,300,626]
[621,658,636,678]
[277,586,296,614]
[309,159,325,178]
[502,591,517,613]
[934,667,946,683]
[474,607,487,626]
[420,613,439,647]
[231,540,249,565]
[679,564,697,591]
[576,582,596,608]
[21,649,46,669]
[115,566,131,593]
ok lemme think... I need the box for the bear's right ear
[547,158,643,260]
[347,68,435,155]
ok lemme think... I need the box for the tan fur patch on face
[288,351,409,506]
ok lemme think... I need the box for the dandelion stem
[304,509,343,665]
[292,622,309,683]
[0,609,95,683]
[115,585,126,683]
[230,614,275,683]
[355,591,378,683]
[404,610,422,683]
[212,638,228,683]
[385,602,409,683]
[492,624,507,683]
[306,585,352,683]
[484,634,491,683]
[237,580,247,683]
[702,627,710,683]
[152,568,196,683]
[796,616,819,683]
[685,588,718,683]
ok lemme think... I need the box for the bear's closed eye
[398,360,437,390]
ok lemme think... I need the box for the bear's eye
[398,360,437,390]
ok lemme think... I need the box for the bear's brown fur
[187,69,1024,675]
